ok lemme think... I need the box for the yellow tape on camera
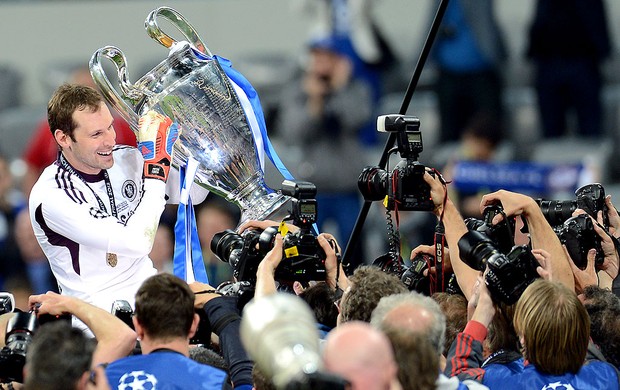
[284,246,299,258]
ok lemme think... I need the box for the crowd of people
[0,0,619,389]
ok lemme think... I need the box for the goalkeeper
[28,84,208,333]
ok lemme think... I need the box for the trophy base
[237,192,291,225]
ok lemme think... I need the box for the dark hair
[25,321,95,390]
[47,83,103,141]
[582,285,620,369]
[189,345,228,372]
[134,273,195,340]
[432,292,468,356]
[299,282,338,329]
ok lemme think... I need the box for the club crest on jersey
[122,180,138,201]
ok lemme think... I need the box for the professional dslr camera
[358,115,434,211]
[211,180,327,284]
[372,252,432,295]
[464,204,517,254]
[458,203,539,304]
[0,312,38,383]
[537,183,609,229]
[537,183,610,269]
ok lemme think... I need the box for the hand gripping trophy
[90,6,290,224]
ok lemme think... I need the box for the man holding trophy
[28,83,207,333]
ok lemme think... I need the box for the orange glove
[137,111,179,181]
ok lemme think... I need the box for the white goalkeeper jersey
[29,145,207,315]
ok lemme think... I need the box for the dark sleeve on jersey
[203,296,254,388]
[445,321,487,383]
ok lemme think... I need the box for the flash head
[377,114,420,133]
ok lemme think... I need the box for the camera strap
[433,221,446,294]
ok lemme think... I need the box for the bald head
[323,321,398,390]
[371,292,446,356]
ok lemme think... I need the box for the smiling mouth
[97,151,112,157]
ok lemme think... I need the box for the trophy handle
[89,46,141,131]
[145,6,212,57]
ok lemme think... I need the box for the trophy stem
[229,174,290,224]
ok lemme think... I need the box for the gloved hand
[137,111,179,181]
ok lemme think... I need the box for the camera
[558,214,604,270]
[464,203,517,254]
[111,300,134,330]
[373,252,431,295]
[537,183,609,228]
[0,293,15,315]
[0,311,38,383]
[458,230,539,305]
[211,180,327,284]
[358,115,434,211]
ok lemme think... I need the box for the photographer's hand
[604,195,620,237]
[532,248,553,281]
[189,282,221,309]
[565,246,598,294]
[593,211,620,281]
[319,233,349,291]
[238,219,300,234]
[255,233,284,299]
[470,275,495,328]
[423,171,447,217]
[410,244,453,276]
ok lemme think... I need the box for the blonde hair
[513,280,589,375]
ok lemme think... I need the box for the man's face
[57,102,116,174]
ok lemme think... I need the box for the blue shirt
[106,350,228,390]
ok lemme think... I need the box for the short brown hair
[513,280,589,375]
[383,328,438,390]
[340,265,408,323]
[134,273,195,340]
[47,83,103,141]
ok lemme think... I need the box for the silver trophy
[89,6,289,223]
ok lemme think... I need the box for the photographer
[446,278,619,388]
[237,219,350,297]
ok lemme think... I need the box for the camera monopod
[342,0,450,273]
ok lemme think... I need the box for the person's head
[370,291,446,357]
[339,265,408,324]
[133,273,198,343]
[582,285,620,369]
[323,321,399,390]
[252,364,277,390]
[47,84,116,174]
[189,345,228,372]
[431,292,468,356]
[513,279,589,375]
[196,195,240,260]
[299,282,338,330]
[24,320,96,390]
[306,35,355,80]
[382,327,439,390]
[460,112,502,161]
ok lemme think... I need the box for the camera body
[372,252,431,295]
[358,115,434,211]
[537,183,608,228]
[459,229,539,305]
[0,311,38,383]
[537,183,608,270]
[211,180,327,284]
[558,214,604,269]
[464,204,516,255]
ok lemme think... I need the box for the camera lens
[458,230,501,271]
[358,166,388,201]
[537,200,577,226]
[210,229,244,265]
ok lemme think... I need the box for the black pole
[342,0,450,272]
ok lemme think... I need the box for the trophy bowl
[89,6,290,224]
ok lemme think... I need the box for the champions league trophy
[89,6,290,223]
